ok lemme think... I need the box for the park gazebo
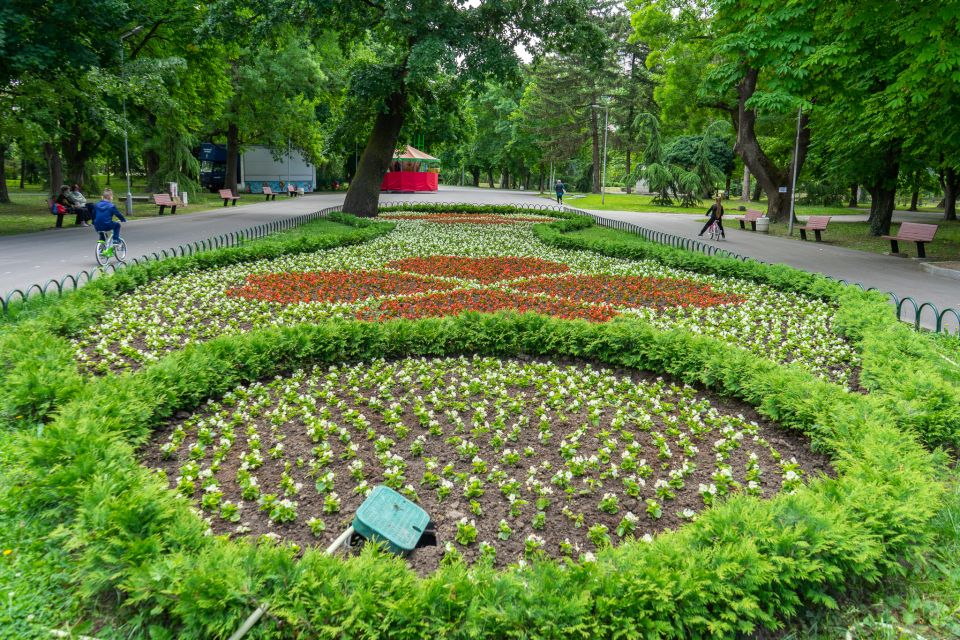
[380,145,440,192]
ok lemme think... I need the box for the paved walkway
[3,188,956,331]
[572,208,960,331]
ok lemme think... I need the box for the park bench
[286,184,303,197]
[881,222,939,258]
[261,186,278,201]
[152,193,178,216]
[795,215,831,242]
[734,209,764,231]
[46,198,82,228]
[219,189,242,207]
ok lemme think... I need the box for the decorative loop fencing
[3,200,957,336]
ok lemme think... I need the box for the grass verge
[763,220,960,262]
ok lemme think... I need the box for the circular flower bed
[387,256,570,283]
[75,213,859,386]
[145,357,828,571]
[227,270,454,304]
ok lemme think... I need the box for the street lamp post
[591,104,609,205]
[120,25,143,218]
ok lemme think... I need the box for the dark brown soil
[140,357,834,575]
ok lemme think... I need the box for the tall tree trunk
[143,113,160,189]
[848,183,858,207]
[19,157,25,190]
[498,170,506,189]
[519,158,525,190]
[62,123,106,189]
[539,162,545,193]
[625,151,632,194]
[224,122,240,196]
[43,138,63,197]
[943,166,959,222]
[752,180,761,202]
[868,142,902,236]
[867,186,880,223]
[909,190,919,212]
[0,143,9,203]
[724,175,731,197]
[590,107,601,195]
[487,170,493,188]
[342,90,408,217]
[471,168,480,187]
[733,67,810,222]
[740,165,751,201]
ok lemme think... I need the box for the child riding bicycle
[92,188,128,247]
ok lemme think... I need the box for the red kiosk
[380,145,440,192]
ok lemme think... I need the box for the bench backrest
[219,189,236,198]
[737,210,763,220]
[262,186,274,194]
[895,222,938,241]
[287,184,295,192]
[805,216,831,230]
[153,193,173,205]
[45,198,56,212]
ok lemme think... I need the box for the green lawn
[0,192,268,237]
[762,219,960,261]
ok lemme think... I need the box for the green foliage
[2,205,956,636]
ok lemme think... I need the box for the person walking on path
[555,180,565,204]
[698,197,725,239]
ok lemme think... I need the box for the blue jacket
[92,200,127,227]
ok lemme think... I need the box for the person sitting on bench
[57,185,91,227]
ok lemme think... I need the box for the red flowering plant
[387,256,570,284]
[227,271,455,304]
[510,275,745,310]
[366,289,619,323]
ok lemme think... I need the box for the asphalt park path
[2,186,956,330]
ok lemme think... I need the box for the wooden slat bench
[46,198,82,228]
[261,186,278,201]
[735,209,764,231]
[152,193,178,216]
[219,189,242,207]
[795,215,831,242]
[286,184,303,197]
[881,222,939,258]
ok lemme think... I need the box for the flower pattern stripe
[388,256,570,284]
[512,275,745,309]
[370,290,619,322]
[227,271,454,304]
[379,214,546,225]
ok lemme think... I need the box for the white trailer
[239,145,317,194]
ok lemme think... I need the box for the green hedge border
[3,205,957,637]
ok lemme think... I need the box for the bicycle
[706,220,724,241]
[95,230,127,266]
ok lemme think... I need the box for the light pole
[787,105,803,236]
[591,104,609,205]
[120,25,143,218]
